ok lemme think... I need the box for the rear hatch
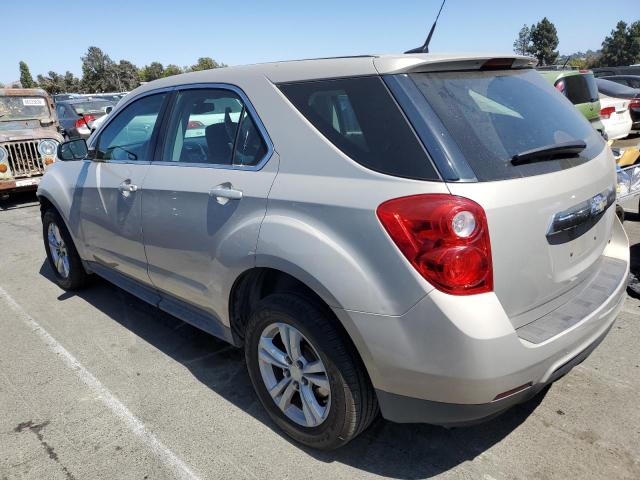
[555,72,601,123]
[394,67,616,327]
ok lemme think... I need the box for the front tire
[245,293,378,450]
[42,209,88,290]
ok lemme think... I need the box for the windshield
[0,96,50,121]
[410,69,604,181]
[70,100,114,115]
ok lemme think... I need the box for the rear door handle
[209,183,243,205]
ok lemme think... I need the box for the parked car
[601,74,640,89]
[55,98,115,139]
[88,104,116,134]
[0,88,63,196]
[39,54,629,450]
[593,66,640,78]
[52,93,81,104]
[597,78,640,133]
[539,69,604,136]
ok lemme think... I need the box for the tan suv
[0,88,63,198]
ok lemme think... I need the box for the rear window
[556,74,598,104]
[71,100,114,115]
[410,69,604,181]
[596,78,639,98]
[279,76,438,181]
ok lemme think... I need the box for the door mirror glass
[58,138,88,161]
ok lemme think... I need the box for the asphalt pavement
[0,191,639,480]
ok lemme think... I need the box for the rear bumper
[375,305,616,425]
[335,218,629,425]
[604,117,633,140]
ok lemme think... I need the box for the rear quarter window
[278,76,439,181]
[409,69,604,181]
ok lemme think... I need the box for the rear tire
[244,293,378,450]
[42,209,89,290]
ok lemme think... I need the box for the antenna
[405,0,447,54]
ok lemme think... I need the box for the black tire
[42,209,89,290]
[244,293,378,450]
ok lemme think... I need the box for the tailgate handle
[546,187,615,245]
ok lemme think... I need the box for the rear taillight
[377,194,493,295]
[600,106,615,119]
[74,115,95,129]
[630,99,640,109]
[554,80,565,93]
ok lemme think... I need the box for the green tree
[189,57,226,72]
[513,25,532,56]
[63,71,81,93]
[530,17,559,66]
[139,62,164,82]
[81,46,114,93]
[600,21,640,66]
[109,60,140,91]
[163,64,183,77]
[19,61,36,88]
[36,72,66,94]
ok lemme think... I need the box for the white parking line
[0,285,203,480]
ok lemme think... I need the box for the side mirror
[58,138,88,161]
[105,106,113,114]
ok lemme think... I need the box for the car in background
[601,75,640,90]
[0,88,63,196]
[52,93,81,104]
[593,66,640,78]
[539,69,604,136]
[55,98,115,139]
[597,78,640,132]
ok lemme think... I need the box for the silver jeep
[38,54,629,449]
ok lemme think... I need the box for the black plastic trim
[383,73,477,182]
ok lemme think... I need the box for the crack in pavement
[14,420,77,480]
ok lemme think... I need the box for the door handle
[209,183,243,205]
[118,181,139,196]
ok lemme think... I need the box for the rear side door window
[161,88,268,167]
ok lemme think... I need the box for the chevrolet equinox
[38,54,629,450]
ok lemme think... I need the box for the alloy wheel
[257,322,331,427]
[47,223,70,279]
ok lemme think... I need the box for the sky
[1,0,638,84]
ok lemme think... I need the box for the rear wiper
[511,140,587,166]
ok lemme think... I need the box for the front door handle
[118,181,139,197]
[209,183,243,205]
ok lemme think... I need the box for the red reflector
[187,120,205,129]
[493,382,532,401]
[481,58,515,70]
[579,69,590,74]
[74,114,95,129]
[600,106,615,119]
[376,194,493,295]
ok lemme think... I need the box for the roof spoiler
[375,55,538,75]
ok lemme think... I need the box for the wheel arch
[228,264,378,398]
